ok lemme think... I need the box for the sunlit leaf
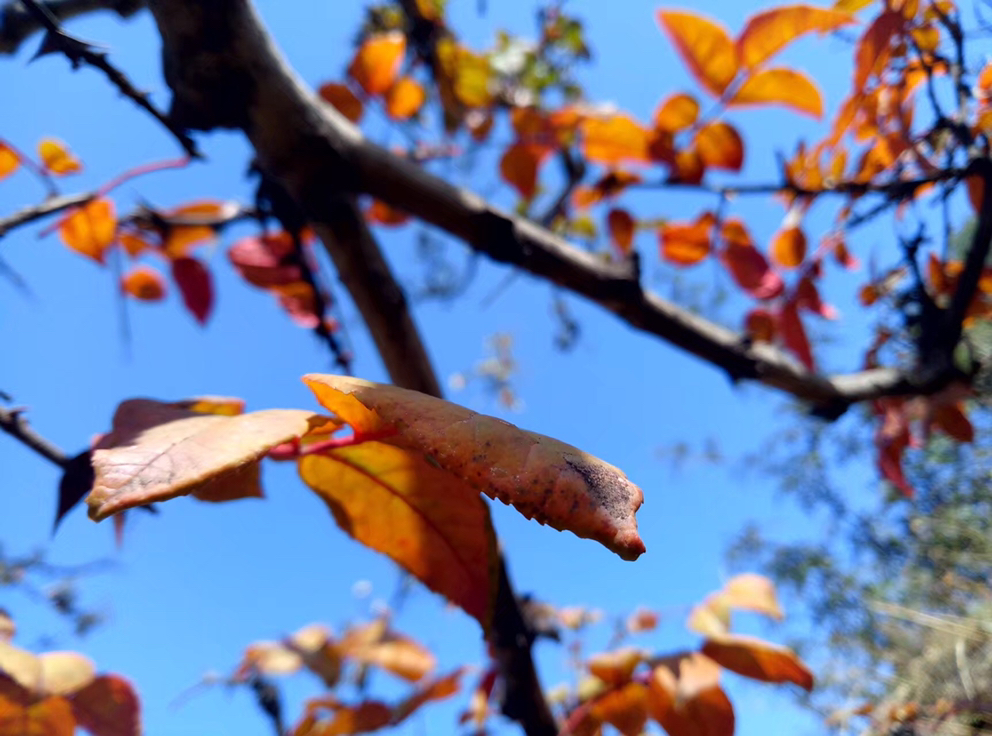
[385,77,426,120]
[702,633,814,690]
[392,668,463,724]
[587,648,643,687]
[0,143,19,180]
[0,676,75,736]
[60,198,116,263]
[37,652,95,696]
[121,267,167,301]
[301,442,499,630]
[728,68,823,117]
[737,5,856,69]
[648,654,734,736]
[694,122,744,171]
[348,33,406,96]
[591,682,649,736]
[660,214,714,266]
[582,115,652,165]
[85,398,319,520]
[654,93,700,132]
[162,201,226,257]
[720,573,784,619]
[319,82,365,123]
[301,375,646,561]
[770,226,807,268]
[38,139,81,175]
[657,10,739,95]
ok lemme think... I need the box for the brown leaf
[0,613,12,644]
[69,675,141,736]
[86,399,319,520]
[587,648,643,687]
[702,633,814,690]
[607,209,636,255]
[590,682,649,736]
[319,83,365,123]
[302,375,646,561]
[648,654,734,736]
[500,143,551,200]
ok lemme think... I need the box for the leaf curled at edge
[301,375,646,561]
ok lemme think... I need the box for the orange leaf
[657,10,739,96]
[163,223,216,258]
[338,622,437,682]
[117,233,153,258]
[728,68,823,118]
[300,442,499,630]
[500,143,551,200]
[68,675,140,736]
[591,682,649,736]
[385,77,426,120]
[701,633,814,691]
[670,148,705,183]
[60,198,116,263]
[607,209,636,255]
[581,115,651,165]
[0,676,75,736]
[38,139,81,175]
[121,267,167,301]
[737,5,856,69]
[319,82,365,123]
[301,375,646,561]
[654,93,700,132]
[744,309,776,342]
[854,11,904,90]
[648,654,734,736]
[770,226,807,268]
[366,200,411,226]
[0,143,19,180]
[779,301,815,370]
[393,669,463,725]
[587,648,643,687]
[694,122,744,171]
[348,33,406,96]
[660,214,713,267]
[85,399,319,521]
[627,608,659,633]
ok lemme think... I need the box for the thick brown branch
[0,0,144,55]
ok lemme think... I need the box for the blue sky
[0,1,924,735]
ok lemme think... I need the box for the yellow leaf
[59,198,116,263]
[728,68,823,118]
[385,77,426,120]
[348,33,406,96]
[38,139,81,175]
[657,10,739,96]
[302,375,646,561]
[318,82,365,123]
[301,442,499,629]
[436,39,492,109]
[737,5,856,69]
[720,573,785,619]
[653,93,700,132]
[694,122,744,171]
[86,399,320,520]
[0,143,19,180]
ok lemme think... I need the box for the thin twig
[0,404,69,468]
[19,0,199,157]
[0,191,92,239]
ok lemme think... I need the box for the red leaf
[719,226,784,299]
[171,257,213,325]
[778,301,814,370]
[854,11,904,90]
[228,233,302,289]
[69,675,141,736]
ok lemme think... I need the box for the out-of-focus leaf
[60,199,116,263]
[38,139,81,175]
[171,256,213,325]
[348,33,406,96]
[702,633,814,690]
[657,10,739,95]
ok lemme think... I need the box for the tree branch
[0,0,144,55]
[0,191,92,239]
[0,404,69,468]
